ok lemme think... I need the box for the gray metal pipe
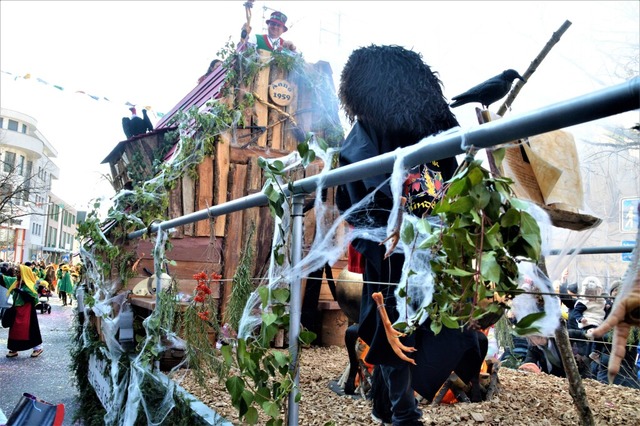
[287,195,305,425]
[547,245,634,256]
[127,76,639,240]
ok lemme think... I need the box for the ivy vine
[394,151,544,336]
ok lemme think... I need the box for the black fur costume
[336,45,487,418]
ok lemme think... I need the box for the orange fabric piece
[441,389,458,404]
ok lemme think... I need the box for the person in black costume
[336,45,486,426]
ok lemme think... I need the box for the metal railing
[126,76,639,425]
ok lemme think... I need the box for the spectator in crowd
[519,335,565,377]
[571,276,606,378]
[558,268,580,329]
[197,59,223,85]
[57,264,74,306]
[574,276,606,331]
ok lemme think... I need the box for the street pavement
[0,294,80,425]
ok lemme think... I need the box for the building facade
[0,107,77,264]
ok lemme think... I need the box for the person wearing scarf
[1,264,44,357]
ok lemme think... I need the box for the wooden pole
[497,20,572,116]
[554,321,595,426]
[538,259,595,426]
[480,20,573,177]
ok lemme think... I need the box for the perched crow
[122,107,154,139]
[450,69,525,109]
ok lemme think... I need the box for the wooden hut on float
[100,48,349,350]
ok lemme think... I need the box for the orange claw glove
[372,292,416,364]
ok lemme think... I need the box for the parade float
[70,6,640,425]
[73,6,349,423]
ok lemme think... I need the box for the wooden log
[168,180,184,238]
[221,164,247,315]
[268,65,286,150]
[554,320,595,425]
[431,372,470,405]
[320,302,348,347]
[182,174,195,236]
[254,205,274,278]
[195,157,214,236]
[255,50,271,147]
[486,365,500,400]
[241,156,263,274]
[214,132,231,237]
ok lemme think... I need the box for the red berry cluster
[192,272,223,321]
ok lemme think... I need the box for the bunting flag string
[1,69,166,118]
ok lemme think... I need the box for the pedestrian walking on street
[57,265,74,306]
[1,264,44,358]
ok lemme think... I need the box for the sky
[1,1,638,211]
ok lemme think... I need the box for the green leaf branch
[396,154,542,336]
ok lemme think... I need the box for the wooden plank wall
[163,53,342,316]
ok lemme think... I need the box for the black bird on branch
[450,69,525,109]
[122,107,154,139]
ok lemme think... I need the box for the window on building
[21,124,27,134]
[18,155,25,175]
[26,160,33,178]
[7,120,18,131]
[0,118,3,128]
[0,183,11,199]
[3,151,15,172]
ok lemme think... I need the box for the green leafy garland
[395,151,544,336]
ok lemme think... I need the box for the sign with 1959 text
[268,79,295,106]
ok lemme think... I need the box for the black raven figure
[450,69,525,109]
[122,107,153,139]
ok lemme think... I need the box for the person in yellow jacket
[1,264,44,358]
